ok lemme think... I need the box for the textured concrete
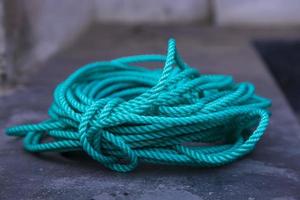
[1,25,300,200]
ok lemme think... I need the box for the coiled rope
[6,39,271,172]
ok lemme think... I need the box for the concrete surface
[254,40,300,120]
[0,25,300,200]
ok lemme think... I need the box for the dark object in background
[254,40,300,118]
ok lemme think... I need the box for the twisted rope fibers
[6,39,271,172]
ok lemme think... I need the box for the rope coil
[6,39,271,172]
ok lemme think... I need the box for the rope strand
[6,38,271,172]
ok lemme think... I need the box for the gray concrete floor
[1,25,300,200]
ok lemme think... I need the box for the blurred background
[1,0,299,117]
[1,1,300,199]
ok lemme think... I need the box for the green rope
[6,39,271,172]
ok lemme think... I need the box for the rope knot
[78,98,137,172]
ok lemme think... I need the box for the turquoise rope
[6,39,271,172]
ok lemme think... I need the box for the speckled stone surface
[1,25,300,200]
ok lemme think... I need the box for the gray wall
[94,0,209,24]
[1,0,94,84]
[215,0,300,26]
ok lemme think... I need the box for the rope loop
[78,98,139,171]
[6,38,271,172]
